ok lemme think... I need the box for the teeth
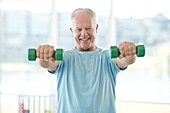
[82,38,89,41]
[81,36,90,41]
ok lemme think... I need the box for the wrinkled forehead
[71,8,96,20]
[71,12,96,28]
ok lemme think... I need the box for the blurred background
[0,0,170,113]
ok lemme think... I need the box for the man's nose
[81,29,88,36]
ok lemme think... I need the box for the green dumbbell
[28,48,64,61]
[110,45,145,58]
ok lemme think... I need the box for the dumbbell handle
[28,48,63,61]
[110,45,145,58]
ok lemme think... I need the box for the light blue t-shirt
[51,48,121,113]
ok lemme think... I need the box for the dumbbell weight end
[53,49,64,61]
[110,46,120,58]
[28,48,36,61]
[136,45,145,57]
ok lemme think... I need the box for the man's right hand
[37,44,55,62]
[36,44,60,72]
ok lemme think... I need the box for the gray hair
[71,8,97,24]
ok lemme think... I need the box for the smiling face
[70,12,98,51]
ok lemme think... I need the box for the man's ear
[70,28,73,32]
[96,24,98,33]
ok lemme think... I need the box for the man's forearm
[125,55,136,65]
[115,55,136,69]
[39,60,60,72]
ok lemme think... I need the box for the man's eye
[76,29,82,31]
[87,28,93,31]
